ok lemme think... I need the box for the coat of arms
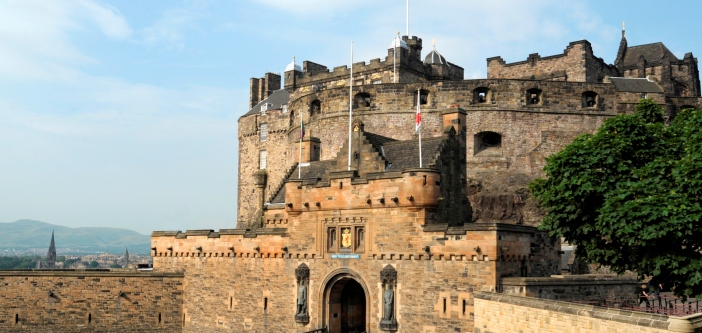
[341,228,352,249]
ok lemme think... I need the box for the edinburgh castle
[2,28,702,332]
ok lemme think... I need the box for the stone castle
[2,29,702,333]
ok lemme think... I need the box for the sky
[1,0,701,235]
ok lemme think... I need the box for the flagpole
[348,41,353,171]
[297,112,305,179]
[418,89,422,168]
[393,34,397,84]
[406,0,409,37]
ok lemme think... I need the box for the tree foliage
[531,100,702,298]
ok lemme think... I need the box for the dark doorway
[327,278,366,333]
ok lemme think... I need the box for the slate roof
[267,132,448,204]
[610,77,664,93]
[621,42,678,67]
[383,136,445,171]
[243,89,290,117]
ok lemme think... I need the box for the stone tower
[46,230,56,269]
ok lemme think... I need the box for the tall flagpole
[297,112,305,179]
[418,89,422,168]
[348,41,353,171]
[406,0,409,37]
[393,35,397,84]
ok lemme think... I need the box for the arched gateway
[321,270,369,333]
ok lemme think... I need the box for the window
[327,228,337,252]
[355,227,364,252]
[289,111,295,127]
[474,131,502,155]
[413,90,429,106]
[259,150,267,169]
[582,91,597,108]
[353,92,371,108]
[282,104,288,113]
[473,87,490,104]
[260,123,268,142]
[260,103,271,113]
[310,100,321,116]
[526,88,542,105]
[373,80,382,84]
[640,93,647,99]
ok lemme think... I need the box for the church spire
[614,21,628,69]
[46,230,56,269]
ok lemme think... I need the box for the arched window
[473,87,491,104]
[675,84,688,97]
[353,92,371,108]
[526,88,542,105]
[474,131,502,155]
[413,89,429,106]
[310,99,321,116]
[582,91,598,108]
[289,111,295,127]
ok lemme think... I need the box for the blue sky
[1,0,700,235]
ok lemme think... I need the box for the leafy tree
[531,100,702,298]
[109,263,122,269]
[89,261,100,268]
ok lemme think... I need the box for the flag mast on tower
[417,89,422,168]
[347,41,354,171]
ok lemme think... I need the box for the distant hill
[0,220,151,255]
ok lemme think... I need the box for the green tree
[531,100,702,298]
[89,261,100,268]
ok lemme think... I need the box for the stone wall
[487,41,618,83]
[474,291,702,333]
[501,275,638,302]
[0,270,183,333]
[237,78,630,226]
[151,222,560,333]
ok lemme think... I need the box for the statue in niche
[297,284,307,315]
[383,284,394,321]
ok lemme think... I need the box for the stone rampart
[474,291,702,333]
[501,275,638,302]
[0,269,183,333]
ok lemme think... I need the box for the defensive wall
[238,78,671,227]
[0,269,183,333]
[487,40,619,83]
[151,222,560,333]
[474,292,702,333]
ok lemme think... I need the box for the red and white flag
[415,91,422,132]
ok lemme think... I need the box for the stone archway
[321,270,369,333]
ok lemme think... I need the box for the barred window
[259,150,267,169]
[260,123,268,142]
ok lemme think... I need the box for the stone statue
[297,284,307,315]
[383,285,394,321]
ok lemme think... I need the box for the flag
[415,91,422,132]
[300,119,305,139]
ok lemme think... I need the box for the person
[639,283,651,307]
[648,278,663,307]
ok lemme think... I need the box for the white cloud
[0,0,132,81]
[141,5,207,50]
[77,0,132,39]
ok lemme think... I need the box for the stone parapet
[502,274,639,302]
[474,291,702,333]
[0,269,183,333]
